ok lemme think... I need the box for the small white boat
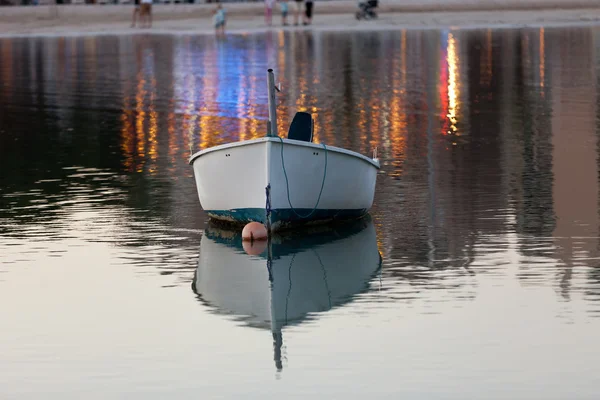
[191,218,382,371]
[189,69,380,231]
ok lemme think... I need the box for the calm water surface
[1,28,600,399]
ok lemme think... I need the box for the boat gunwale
[188,137,381,169]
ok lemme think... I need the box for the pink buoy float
[242,222,268,242]
[242,222,268,256]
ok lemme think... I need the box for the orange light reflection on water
[447,32,460,137]
[120,87,135,172]
[147,75,158,174]
[135,67,147,173]
[248,75,263,140]
[179,40,195,158]
[388,30,408,177]
[294,55,318,141]
[276,36,290,139]
[356,87,367,151]
[367,102,382,155]
[167,105,178,172]
[199,50,218,150]
[237,65,249,142]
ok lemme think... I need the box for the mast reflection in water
[192,219,381,371]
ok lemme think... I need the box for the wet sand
[1,0,600,36]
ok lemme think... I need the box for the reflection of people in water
[272,331,283,372]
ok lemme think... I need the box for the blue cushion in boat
[288,112,313,142]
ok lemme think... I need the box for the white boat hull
[190,137,379,230]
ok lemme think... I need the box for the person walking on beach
[293,0,303,26]
[280,0,289,26]
[139,0,152,28]
[130,0,140,28]
[265,0,275,26]
[303,0,313,25]
[214,3,226,36]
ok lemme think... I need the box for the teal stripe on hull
[207,208,368,230]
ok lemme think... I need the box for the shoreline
[2,2,600,37]
[2,18,600,40]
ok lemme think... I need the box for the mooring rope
[277,136,328,219]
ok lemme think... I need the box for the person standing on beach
[139,0,152,28]
[265,0,275,26]
[280,0,289,26]
[214,3,226,36]
[131,0,140,28]
[303,0,313,25]
[293,0,303,26]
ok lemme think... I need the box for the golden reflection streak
[447,32,460,137]
[295,73,309,134]
[245,37,262,140]
[167,104,177,171]
[367,101,381,155]
[135,65,147,173]
[166,42,179,170]
[371,38,385,153]
[120,84,134,171]
[356,83,367,152]
[321,103,335,145]
[119,40,134,171]
[237,56,253,142]
[274,96,286,139]
[182,41,197,157]
[199,49,217,150]
[148,75,158,174]
[278,30,285,49]
[247,75,261,139]
[312,113,321,144]
[319,38,336,145]
[295,43,320,142]
[119,116,134,171]
[276,32,289,138]
[540,28,545,89]
[388,30,407,177]
[360,38,382,154]
[319,37,335,144]
[184,77,197,154]
[237,73,248,142]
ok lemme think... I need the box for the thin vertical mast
[267,69,278,137]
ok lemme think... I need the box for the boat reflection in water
[192,218,382,371]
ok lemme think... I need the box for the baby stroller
[356,0,378,20]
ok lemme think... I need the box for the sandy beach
[1,0,600,37]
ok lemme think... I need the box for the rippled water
[1,28,600,398]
